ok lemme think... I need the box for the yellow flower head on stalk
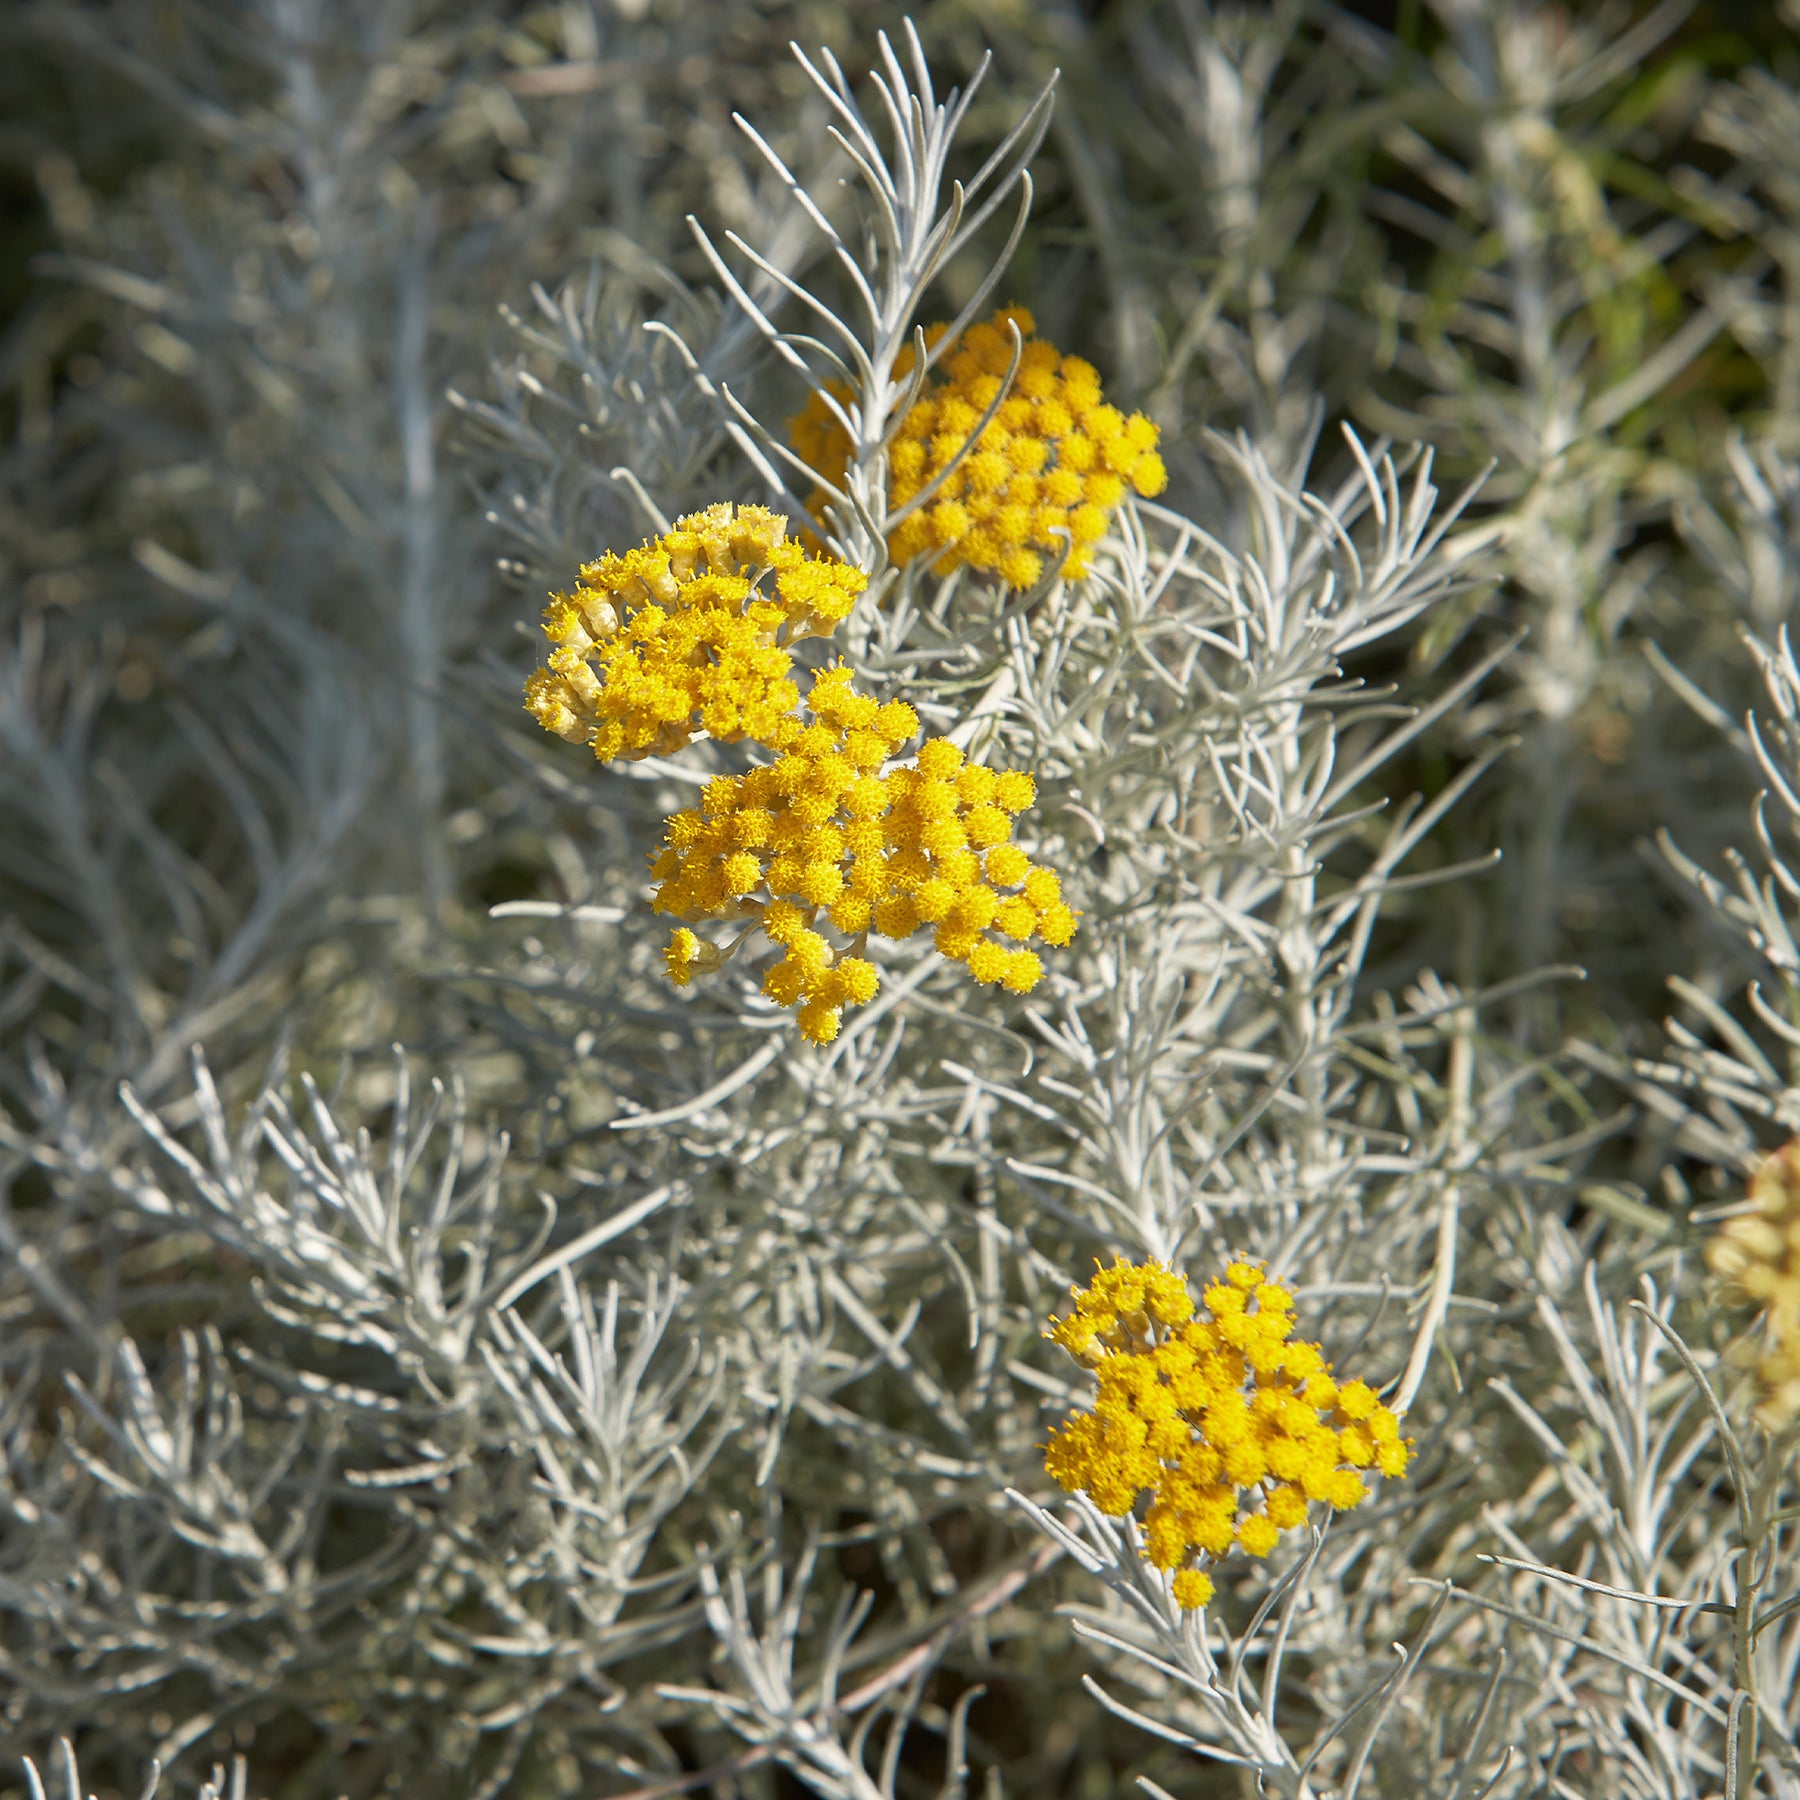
[789,306,1168,590]
[523,502,867,763]
[1043,1257,1413,1611]
[1707,1140,1800,1431]
[649,663,1077,1044]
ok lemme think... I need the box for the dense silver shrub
[4,3,1800,1797]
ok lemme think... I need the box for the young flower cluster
[1707,1140,1800,1430]
[1044,1258,1412,1610]
[524,502,866,762]
[789,306,1168,589]
[652,665,1076,1044]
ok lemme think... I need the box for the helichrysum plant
[10,5,1800,1799]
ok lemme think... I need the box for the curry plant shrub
[6,3,1800,1797]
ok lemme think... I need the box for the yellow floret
[1058,432,1096,473]
[873,895,918,938]
[1037,901,1079,946]
[993,896,1037,940]
[1204,1282,1247,1319]
[829,895,873,934]
[1069,503,1109,545]
[938,849,981,889]
[763,959,805,1006]
[913,877,955,922]
[1236,1515,1280,1558]
[949,765,991,806]
[890,439,927,484]
[919,816,969,858]
[966,941,1009,985]
[934,922,981,962]
[1132,450,1168,496]
[993,771,1038,813]
[797,1000,841,1044]
[788,931,831,978]
[1171,1569,1215,1610]
[1142,1270,1194,1326]
[721,852,763,897]
[664,928,701,987]
[763,900,805,945]
[916,738,965,779]
[998,548,1044,588]
[877,701,920,745]
[1001,950,1043,993]
[1223,1439,1267,1485]
[1264,1485,1309,1530]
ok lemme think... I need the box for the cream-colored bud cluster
[1708,1141,1800,1430]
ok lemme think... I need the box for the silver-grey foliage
[5,2,1800,1797]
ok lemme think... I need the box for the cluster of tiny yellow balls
[654,666,1076,1044]
[789,305,1168,590]
[1045,1258,1412,1611]
[524,502,865,763]
[524,503,1080,1043]
[1708,1140,1800,1430]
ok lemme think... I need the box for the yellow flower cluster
[525,502,1080,1042]
[1044,1257,1412,1611]
[1707,1141,1800,1430]
[524,502,866,763]
[789,306,1168,590]
[652,665,1077,1044]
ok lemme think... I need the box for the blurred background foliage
[6,0,1800,1794]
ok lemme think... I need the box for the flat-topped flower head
[523,502,867,763]
[1043,1256,1412,1609]
[648,662,1077,1043]
[790,306,1167,589]
[1708,1140,1800,1430]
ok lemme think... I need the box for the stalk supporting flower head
[790,306,1168,589]
[524,502,866,762]
[1044,1257,1412,1609]
[1707,1140,1800,1430]
[651,662,1076,1043]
